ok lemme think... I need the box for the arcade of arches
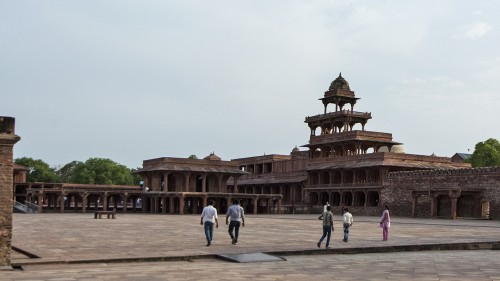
[21,183,282,215]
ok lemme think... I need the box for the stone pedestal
[0,116,21,267]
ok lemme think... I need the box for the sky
[1,1,499,169]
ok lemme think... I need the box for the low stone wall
[386,167,500,219]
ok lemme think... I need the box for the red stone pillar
[0,116,21,268]
[103,192,108,211]
[253,197,258,214]
[411,192,419,217]
[37,191,44,212]
[450,190,461,220]
[179,195,185,215]
[184,173,190,192]
[60,193,65,213]
[82,194,88,213]
[202,174,207,193]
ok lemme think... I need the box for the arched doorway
[457,195,475,218]
[437,195,451,218]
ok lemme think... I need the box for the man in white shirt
[200,200,218,246]
[226,199,245,245]
[323,202,330,212]
[342,208,353,242]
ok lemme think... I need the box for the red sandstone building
[13,74,500,219]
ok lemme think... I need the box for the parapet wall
[388,166,500,179]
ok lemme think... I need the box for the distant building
[451,153,472,163]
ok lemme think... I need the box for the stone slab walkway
[3,213,500,280]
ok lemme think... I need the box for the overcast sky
[1,1,499,169]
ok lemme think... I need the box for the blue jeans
[343,223,350,241]
[319,225,332,247]
[228,221,241,240]
[204,221,214,244]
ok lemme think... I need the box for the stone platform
[4,213,500,280]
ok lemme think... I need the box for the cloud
[463,22,493,39]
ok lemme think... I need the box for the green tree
[57,160,83,183]
[14,157,61,182]
[468,138,500,167]
[130,167,143,186]
[69,158,136,185]
[188,154,198,159]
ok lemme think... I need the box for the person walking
[323,201,330,212]
[226,199,245,245]
[200,200,218,246]
[380,205,391,241]
[317,205,334,249]
[342,208,353,242]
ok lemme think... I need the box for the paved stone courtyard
[4,213,500,280]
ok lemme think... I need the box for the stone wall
[386,167,500,219]
[0,116,20,267]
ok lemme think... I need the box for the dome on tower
[379,145,405,153]
[391,145,405,154]
[329,73,351,91]
[378,146,389,152]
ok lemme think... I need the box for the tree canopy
[468,138,500,167]
[15,157,61,182]
[15,157,141,185]
[69,158,137,185]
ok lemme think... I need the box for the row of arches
[308,142,397,158]
[309,190,380,207]
[26,190,284,215]
[141,171,237,193]
[309,169,382,186]
[143,172,229,192]
[412,191,488,219]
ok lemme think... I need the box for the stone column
[103,192,108,211]
[37,191,44,212]
[179,195,185,215]
[253,197,258,214]
[184,173,190,192]
[449,190,461,220]
[233,176,239,193]
[82,193,88,213]
[121,194,128,213]
[59,193,65,213]
[202,174,207,193]
[0,116,21,269]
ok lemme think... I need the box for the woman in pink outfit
[380,205,390,241]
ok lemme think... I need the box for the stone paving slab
[11,213,500,265]
[216,252,287,263]
[4,213,500,280]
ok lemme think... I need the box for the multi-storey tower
[303,74,468,215]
